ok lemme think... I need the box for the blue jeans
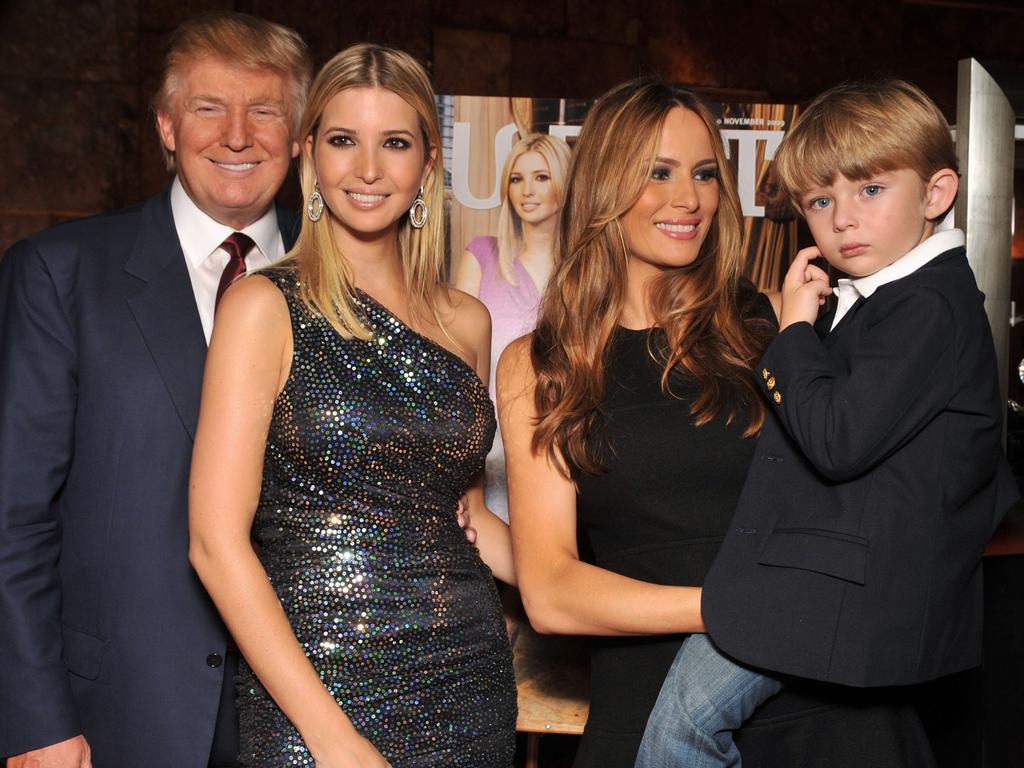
[635,634,783,768]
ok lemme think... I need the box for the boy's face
[799,169,935,278]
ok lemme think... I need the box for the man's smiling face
[156,55,299,229]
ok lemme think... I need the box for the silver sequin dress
[238,270,516,767]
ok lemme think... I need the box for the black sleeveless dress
[237,270,516,767]
[573,312,935,768]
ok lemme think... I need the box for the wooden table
[513,627,590,768]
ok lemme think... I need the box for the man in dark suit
[0,13,311,768]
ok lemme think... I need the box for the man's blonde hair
[153,12,312,171]
[773,79,958,210]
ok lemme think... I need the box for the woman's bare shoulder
[442,285,491,346]
[211,273,292,357]
[501,333,533,364]
[217,273,290,323]
[496,333,537,399]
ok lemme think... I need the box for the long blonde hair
[289,43,446,340]
[531,78,774,476]
[496,133,571,285]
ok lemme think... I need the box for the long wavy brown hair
[530,78,774,476]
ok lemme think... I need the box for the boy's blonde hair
[773,79,958,210]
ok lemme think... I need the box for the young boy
[635,79,1018,767]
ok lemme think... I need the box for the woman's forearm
[473,504,516,586]
[498,336,704,639]
[188,536,360,751]
[516,551,704,637]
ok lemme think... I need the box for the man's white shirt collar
[169,177,286,343]
[170,177,282,267]
[830,228,964,330]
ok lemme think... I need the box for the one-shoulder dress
[237,269,516,767]
[573,310,935,768]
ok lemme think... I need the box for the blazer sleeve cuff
[756,321,828,410]
[0,666,81,757]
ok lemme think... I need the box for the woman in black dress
[498,78,934,768]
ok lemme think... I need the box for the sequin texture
[238,270,515,767]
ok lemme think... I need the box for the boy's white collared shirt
[829,228,965,331]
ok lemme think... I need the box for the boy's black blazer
[703,246,1017,687]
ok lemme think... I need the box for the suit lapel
[276,202,301,251]
[124,190,206,441]
[814,309,835,340]
[823,296,867,346]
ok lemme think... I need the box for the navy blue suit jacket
[0,188,298,764]
[703,247,1017,687]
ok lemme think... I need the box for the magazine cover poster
[440,95,799,520]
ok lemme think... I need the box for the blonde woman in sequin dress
[189,44,516,768]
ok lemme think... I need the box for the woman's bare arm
[188,276,386,767]
[445,287,515,585]
[497,336,704,637]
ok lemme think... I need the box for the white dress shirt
[170,177,287,343]
[830,228,965,331]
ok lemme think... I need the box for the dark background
[2,0,1024,254]
[1,1,1023,765]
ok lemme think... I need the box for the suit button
[762,368,770,381]
[767,376,776,390]
[207,653,223,668]
[773,391,782,404]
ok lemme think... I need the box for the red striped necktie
[215,232,255,309]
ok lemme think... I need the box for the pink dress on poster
[466,235,541,522]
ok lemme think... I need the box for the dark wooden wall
[2,0,1023,253]
[1,3,1023,766]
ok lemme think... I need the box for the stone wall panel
[0,79,140,215]
[433,27,511,95]
[432,0,564,37]
[0,0,137,81]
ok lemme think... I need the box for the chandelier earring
[307,182,325,222]
[409,186,428,229]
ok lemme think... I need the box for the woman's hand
[310,731,391,768]
[497,336,704,637]
[456,493,477,544]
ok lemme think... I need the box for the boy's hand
[779,247,831,331]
